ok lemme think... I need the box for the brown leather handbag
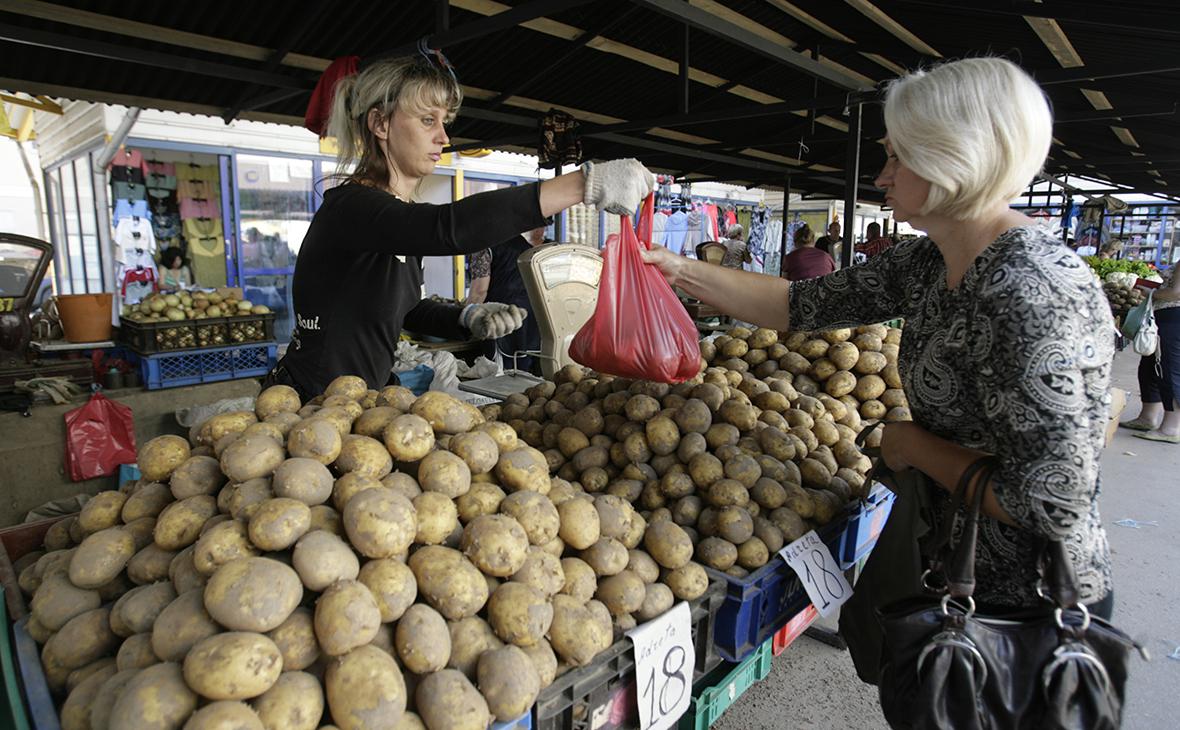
[875,456,1146,730]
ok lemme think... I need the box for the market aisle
[716,349,1180,729]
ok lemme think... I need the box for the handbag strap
[942,456,1000,599]
[1036,540,1082,609]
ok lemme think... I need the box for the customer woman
[1121,267,1180,443]
[266,56,653,399]
[641,57,1113,616]
[781,223,835,281]
[719,224,750,269]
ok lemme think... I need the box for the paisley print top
[789,226,1114,607]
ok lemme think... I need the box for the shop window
[45,155,104,295]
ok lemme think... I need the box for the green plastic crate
[679,638,774,730]
[0,600,31,730]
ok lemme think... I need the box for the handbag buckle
[922,568,947,594]
[940,593,975,619]
[1041,640,1112,702]
[917,627,989,691]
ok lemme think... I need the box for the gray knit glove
[581,159,656,216]
[460,303,528,340]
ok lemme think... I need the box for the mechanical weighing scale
[458,242,603,401]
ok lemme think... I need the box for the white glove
[582,158,656,216]
[460,303,528,340]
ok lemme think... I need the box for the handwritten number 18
[642,645,688,722]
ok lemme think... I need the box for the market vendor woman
[641,58,1114,617]
[267,56,654,398]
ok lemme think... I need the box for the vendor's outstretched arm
[640,246,792,331]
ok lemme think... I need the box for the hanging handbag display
[876,456,1146,730]
[1120,290,1159,356]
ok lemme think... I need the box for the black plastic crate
[120,312,275,354]
[534,580,724,730]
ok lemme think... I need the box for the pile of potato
[476,324,903,580]
[1102,279,1144,317]
[16,377,718,730]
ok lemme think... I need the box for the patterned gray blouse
[789,226,1114,608]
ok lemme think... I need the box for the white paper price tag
[779,530,853,618]
[627,601,693,730]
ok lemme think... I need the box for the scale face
[517,243,602,379]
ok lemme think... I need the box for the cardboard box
[1106,387,1127,446]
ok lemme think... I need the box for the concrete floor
[715,349,1180,730]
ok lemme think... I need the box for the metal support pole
[94,107,141,296]
[841,103,862,270]
[555,164,564,241]
[679,24,690,114]
[780,175,791,278]
[1061,173,1071,243]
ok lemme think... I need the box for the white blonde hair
[725,224,744,239]
[883,57,1052,220]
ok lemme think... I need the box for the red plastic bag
[569,194,701,383]
[64,392,137,481]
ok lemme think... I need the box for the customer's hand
[582,159,656,216]
[638,244,688,288]
[461,303,528,340]
[880,421,915,473]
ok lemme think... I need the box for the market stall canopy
[2,0,1179,200]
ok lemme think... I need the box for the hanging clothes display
[184,217,227,287]
[180,197,220,220]
[113,199,150,225]
[660,210,689,255]
[683,207,704,253]
[748,207,770,255]
[146,157,183,250]
[117,247,159,304]
[109,148,147,178]
[114,216,156,262]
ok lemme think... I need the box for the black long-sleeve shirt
[278,182,547,396]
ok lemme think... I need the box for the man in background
[857,222,895,260]
[816,220,842,258]
[467,223,551,372]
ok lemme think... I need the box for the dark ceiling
[2,0,1178,201]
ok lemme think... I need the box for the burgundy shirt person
[782,224,836,281]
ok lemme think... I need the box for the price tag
[779,530,853,618]
[627,601,693,730]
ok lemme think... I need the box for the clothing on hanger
[181,163,219,183]
[145,160,176,178]
[112,181,147,202]
[188,231,228,287]
[177,177,218,200]
[113,199,151,225]
[146,173,177,191]
[180,197,220,220]
[109,148,147,177]
[114,217,157,261]
[660,210,690,255]
[119,266,158,304]
[109,166,145,185]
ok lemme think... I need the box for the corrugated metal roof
[1,0,1177,198]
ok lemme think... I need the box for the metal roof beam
[222,0,330,122]
[1034,63,1180,87]
[880,0,1180,38]
[0,24,312,90]
[365,0,600,66]
[1055,104,1177,125]
[629,0,869,90]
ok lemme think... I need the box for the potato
[696,537,738,570]
[441,618,502,683]
[825,370,857,399]
[61,662,119,730]
[409,546,489,620]
[664,561,709,600]
[312,579,381,657]
[113,631,156,669]
[855,350,888,375]
[642,416,679,458]
[799,458,833,490]
[594,570,645,617]
[326,645,407,730]
[736,537,770,569]
[487,496,558,554]
[644,521,693,569]
[196,411,258,447]
[291,530,359,591]
[860,399,887,420]
[332,473,383,512]
[139,435,192,483]
[352,560,415,625]
[252,671,323,730]
[332,434,392,479]
[510,547,565,596]
[554,557,595,603]
[182,631,282,700]
[67,527,134,589]
[636,581,675,622]
[825,341,859,371]
[145,495,212,551]
[715,507,754,544]
[416,669,488,730]
[288,418,344,465]
[556,498,600,551]
[478,645,541,722]
[448,431,500,475]
[108,662,197,730]
[219,435,284,483]
[222,478,273,520]
[887,406,912,422]
[74,491,126,535]
[109,581,175,638]
[118,484,171,525]
[752,516,784,553]
[548,595,610,667]
[42,606,117,673]
[255,384,301,420]
[343,488,416,559]
[204,557,302,632]
[405,492,456,546]
[807,488,841,525]
[182,701,264,730]
[248,498,311,551]
[169,455,226,500]
[769,507,807,543]
[461,514,530,577]
[389,603,450,674]
[269,457,334,506]
[418,450,473,499]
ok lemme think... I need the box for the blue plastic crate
[839,482,895,566]
[140,343,277,390]
[491,712,532,730]
[704,515,849,663]
[12,620,57,730]
[1,602,31,730]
